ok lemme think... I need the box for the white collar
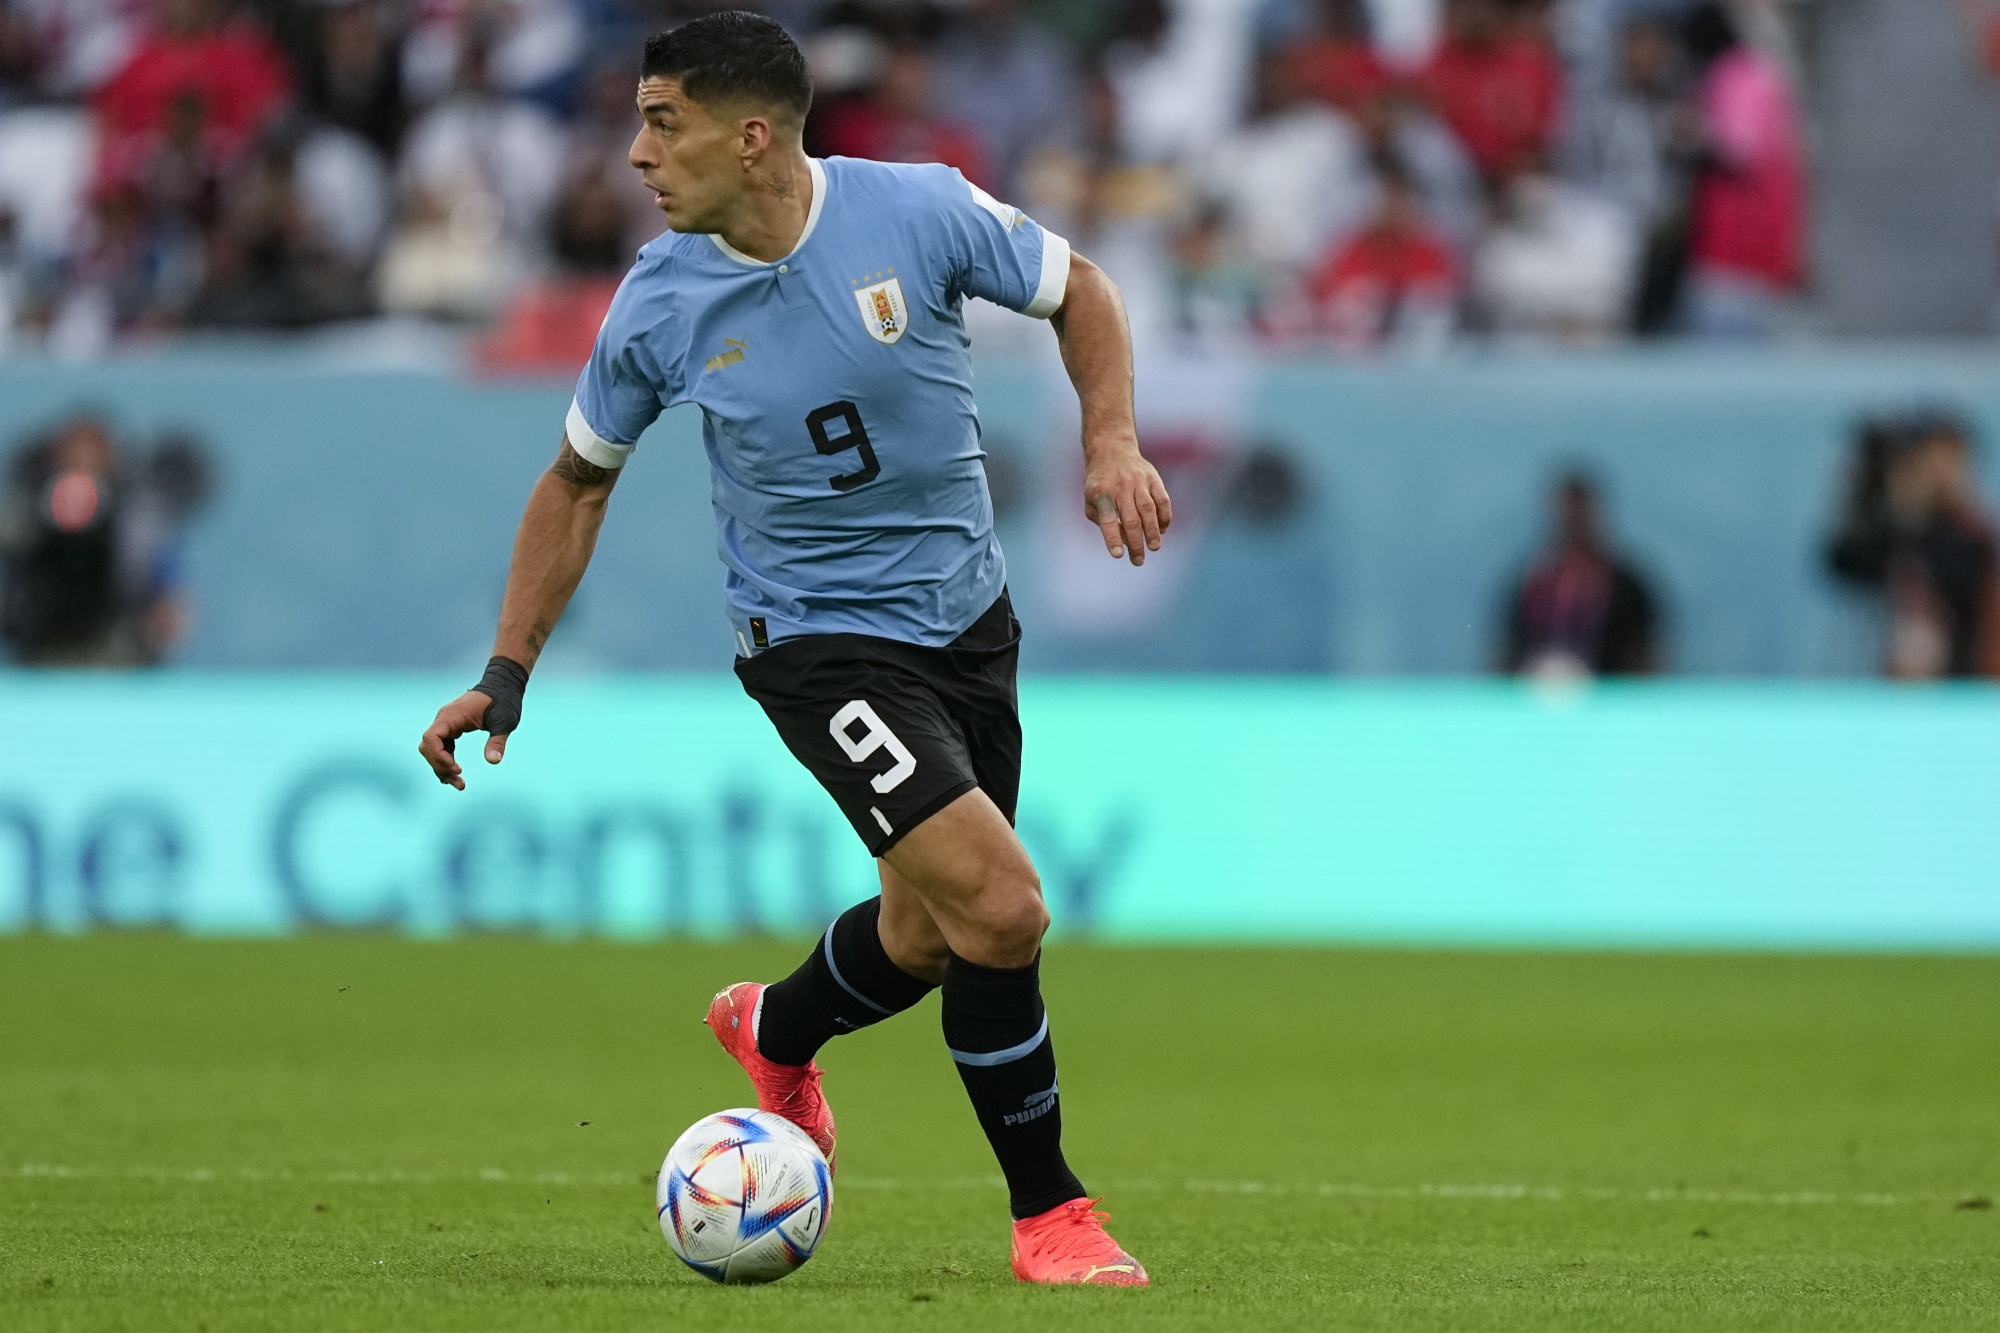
[709,157,826,267]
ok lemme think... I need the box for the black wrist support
[472,656,529,736]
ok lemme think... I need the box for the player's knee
[979,869,1048,960]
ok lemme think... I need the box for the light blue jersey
[566,155,1070,653]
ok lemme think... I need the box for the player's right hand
[418,690,506,790]
[1083,444,1172,567]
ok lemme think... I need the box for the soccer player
[417,11,1170,1286]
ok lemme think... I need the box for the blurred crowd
[0,0,1824,360]
[1495,410,2000,683]
[5,399,1994,678]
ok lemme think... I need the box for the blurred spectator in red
[301,0,404,154]
[1346,85,1484,254]
[1262,0,1480,252]
[1306,157,1458,353]
[1678,1,1805,339]
[91,0,292,184]
[933,0,1079,202]
[816,40,987,185]
[1501,472,1660,677]
[1826,411,2000,678]
[1416,0,1562,189]
[1279,0,1388,117]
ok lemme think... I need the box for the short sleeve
[937,169,1071,320]
[568,275,674,469]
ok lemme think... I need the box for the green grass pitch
[2,936,1996,1331]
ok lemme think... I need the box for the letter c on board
[271,763,408,928]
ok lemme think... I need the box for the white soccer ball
[656,1108,832,1284]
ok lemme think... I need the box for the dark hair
[641,11,812,121]
[1682,1,1738,63]
[1555,469,1601,505]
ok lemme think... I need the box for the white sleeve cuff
[565,399,633,470]
[1022,230,1071,320]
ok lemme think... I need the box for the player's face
[630,77,752,233]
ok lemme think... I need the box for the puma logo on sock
[1002,1080,1059,1126]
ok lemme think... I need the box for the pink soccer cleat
[1010,1197,1150,1286]
[703,982,838,1174]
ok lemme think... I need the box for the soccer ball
[656,1109,832,1284]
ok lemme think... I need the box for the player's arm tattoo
[522,616,555,666]
[551,442,613,487]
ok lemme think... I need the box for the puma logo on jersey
[704,338,747,372]
[853,277,909,345]
[967,180,1025,230]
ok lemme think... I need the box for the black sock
[941,952,1087,1220]
[755,896,935,1065]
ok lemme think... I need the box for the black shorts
[735,591,1021,856]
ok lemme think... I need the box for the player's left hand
[1084,443,1172,566]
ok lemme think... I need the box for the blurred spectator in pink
[932,0,1079,202]
[1678,0,1805,339]
[1277,0,1388,117]
[816,39,987,185]
[90,0,291,185]
[1307,157,1458,353]
[1826,411,2000,679]
[1416,0,1563,190]
[1501,472,1660,677]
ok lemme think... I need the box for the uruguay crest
[853,277,909,345]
